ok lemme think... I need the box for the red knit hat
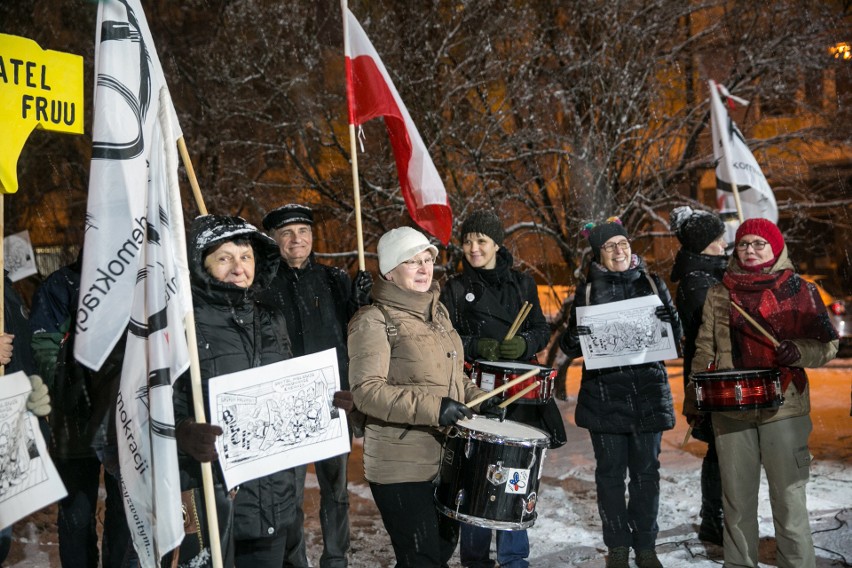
[735,218,784,257]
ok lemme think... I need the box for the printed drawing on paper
[0,372,67,529]
[576,295,678,370]
[208,348,349,490]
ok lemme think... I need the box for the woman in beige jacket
[348,227,498,567]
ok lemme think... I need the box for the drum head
[477,360,547,373]
[455,416,549,445]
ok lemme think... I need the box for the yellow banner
[1,33,84,194]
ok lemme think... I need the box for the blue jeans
[460,524,529,568]
[589,431,662,551]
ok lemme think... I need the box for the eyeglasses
[401,256,435,268]
[736,240,768,251]
[601,240,630,253]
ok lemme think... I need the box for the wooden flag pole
[342,0,366,271]
[177,137,208,216]
[1,194,4,376]
[159,89,222,568]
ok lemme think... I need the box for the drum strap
[584,273,659,304]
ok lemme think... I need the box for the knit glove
[477,338,499,361]
[351,270,373,307]
[499,336,526,360]
[26,375,51,417]
[775,340,801,366]
[176,419,223,463]
[655,305,676,324]
[438,397,473,426]
[477,397,506,421]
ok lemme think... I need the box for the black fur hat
[670,206,725,254]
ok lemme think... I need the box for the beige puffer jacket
[688,248,838,423]
[348,278,486,484]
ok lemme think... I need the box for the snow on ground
[6,362,851,567]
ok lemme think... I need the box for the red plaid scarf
[723,269,837,391]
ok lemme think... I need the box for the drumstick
[497,381,541,409]
[731,302,780,347]
[504,302,532,341]
[504,302,530,341]
[466,367,540,409]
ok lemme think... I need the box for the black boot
[698,450,723,546]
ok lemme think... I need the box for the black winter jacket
[261,254,355,389]
[559,257,679,434]
[174,215,297,542]
[670,248,728,381]
[440,247,550,362]
[4,272,35,375]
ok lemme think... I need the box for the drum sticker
[480,372,496,391]
[504,468,531,494]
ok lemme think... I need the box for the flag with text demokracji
[77,1,189,566]
[709,80,778,224]
[344,8,452,245]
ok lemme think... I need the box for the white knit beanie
[377,227,439,276]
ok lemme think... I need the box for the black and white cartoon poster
[3,231,38,282]
[576,295,678,370]
[0,371,67,529]
[208,348,349,490]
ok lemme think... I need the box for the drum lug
[695,384,704,402]
[487,461,507,486]
[735,383,743,403]
[527,451,537,469]
[465,438,473,459]
[454,489,466,509]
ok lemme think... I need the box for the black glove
[352,270,373,307]
[775,340,801,366]
[176,419,223,463]
[576,325,592,336]
[655,305,675,324]
[499,336,526,360]
[332,390,355,414]
[477,397,506,421]
[438,397,473,426]
[477,338,500,361]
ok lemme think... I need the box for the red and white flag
[77,1,189,565]
[709,80,778,233]
[343,6,452,244]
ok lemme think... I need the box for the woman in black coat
[440,211,564,568]
[167,215,298,568]
[669,206,728,546]
[559,218,681,568]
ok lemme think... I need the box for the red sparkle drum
[471,360,556,404]
[434,416,549,530]
[692,368,783,412]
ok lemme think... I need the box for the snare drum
[472,360,556,404]
[692,368,783,412]
[434,416,549,530]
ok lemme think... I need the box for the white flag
[709,80,778,225]
[76,0,183,370]
[78,1,189,565]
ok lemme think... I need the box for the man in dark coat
[261,204,371,568]
[669,206,728,545]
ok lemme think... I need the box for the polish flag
[344,7,452,245]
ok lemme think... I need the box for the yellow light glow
[829,42,851,60]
